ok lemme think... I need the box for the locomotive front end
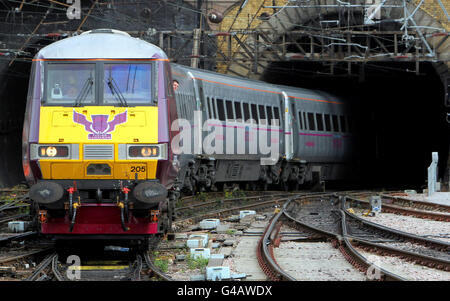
[22,30,176,239]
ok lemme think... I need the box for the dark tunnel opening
[0,59,30,187]
[262,61,449,190]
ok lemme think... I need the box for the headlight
[30,144,78,160]
[129,145,160,158]
[38,145,69,158]
[119,144,167,160]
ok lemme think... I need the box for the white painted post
[428,152,438,196]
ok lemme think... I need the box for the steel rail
[379,193,450,212]
[142,251,173,281]
[176,192,300,211]
[257,203,296,281]
[0,213,30,224]
[24,253,57,281]
[52,254,66,281]
[0,231,37,244]
[0,247,53,264]
[0,193,30,212]
[338,210,409,281]
[341,209,450,272]
[347,195,450,222]
[342,204,450,252]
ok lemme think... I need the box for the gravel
[401,192,450,206]
[356,248,450,281]
[355,209,450,243]
[274,241,367,281]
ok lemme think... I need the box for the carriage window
[234,102,242,121]
[316,113,324,131]
[324,114,331,131]
[332,115,339,132]
[212,98,219,120]
[307,113,316,131]
[251,104,258,124]
[216,99,226,121]
[273,107,280,125]
[340,115,346,132]
[226,100,234,120]
[243,103,251,123]
[258,105,266,124]
[45,63,96,105]
[103,63,153,105]
[298,111,304,130]
[266,106,273,124]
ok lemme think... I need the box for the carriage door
[282,92,293,161]
[188,72,203,155]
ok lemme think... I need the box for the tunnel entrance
[0,60,30,187]
[262,61,449,190]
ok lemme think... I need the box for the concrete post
[428,152,438,196]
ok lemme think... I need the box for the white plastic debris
[8,221,28,233]
[190,248,211,260]
[187,234,209,248]
[199,219,221,230]
[206,266,230,281]
[404,190,417,195]
[239,210,256,219]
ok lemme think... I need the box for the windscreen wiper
[74,77,93,107]
[107,77,128,107]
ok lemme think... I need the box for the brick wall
[216,0,288,74]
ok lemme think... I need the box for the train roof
[35,29,167,60]
[171,63,347,105]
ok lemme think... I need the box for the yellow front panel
[39,161,158,180]
[38,106,160,180]
[39,106,158,144]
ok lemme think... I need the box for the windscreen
[103,63,152,105]
[45,63,96,105]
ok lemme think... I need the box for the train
[22,29,356,243]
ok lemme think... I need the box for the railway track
[174,191,342,227]
[0,231,37,245]
[257,193,449,281]
[0,193,32,226]
[258,196,404,281]
[46,251,173,281]
[341,203,450,271]
[341,192,450,222]
[24,253,57,281]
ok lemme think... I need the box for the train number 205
[130,166,146,173]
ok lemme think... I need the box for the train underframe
[31,179,173,243]
[174,157,329,195]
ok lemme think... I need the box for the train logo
[73,110,128,140]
